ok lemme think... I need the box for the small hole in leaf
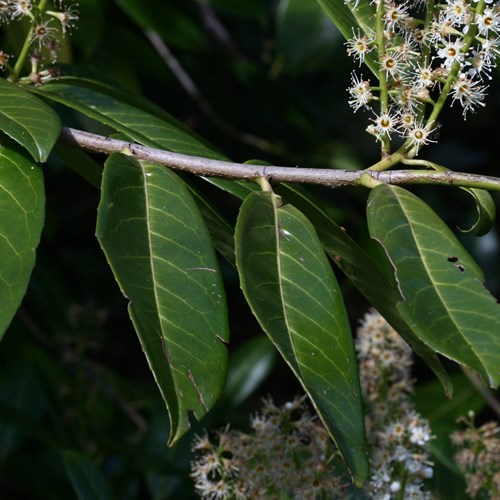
[457,265,465,273]
[448,256,458,263]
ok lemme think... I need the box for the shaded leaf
[0,78,61,162]
[316,0,378,75]
[221,335,277,407]
[235,190,368,485]
[0,139,45,339]
[414,372,486,424]
[36,77,223,159]
[276,0,342,73]
[36,77,254,198]
[62,450,114,500]
[367,185,500,388]
[96,154,229,444]
[277,183,453,396]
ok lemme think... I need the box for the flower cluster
[345,0,500,152]
[191,310,435,499]
[451,411,500,498]
[0,0,78,83]
[190,396,347,499]
[356,309,434,499]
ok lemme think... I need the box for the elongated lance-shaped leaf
[36,77,254,199]
[0,79,60,162]
[367,185,500,388]
[276,183,453,396]
[0,139,45,339]
[317,0,378,75]
[235,191,368,485]
[96,154,229,444]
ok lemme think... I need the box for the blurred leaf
[458,188,496,236]
[0,140,45,340]
[72,0,105,59]
[277,184,453,397]
[62,450,115,500]
[367,185,500,388]
[96,154,229,444]
[414,372,486,424]
[115,0,208,51]
[0,357,48,460]
[426,421,468,499]
[55,145,103,189]
[316,0,378,75]
[222,335,277,407]
[0,78,61,162]
[205,0,268,22]
[276,0,341,74]
[235,190,368,485]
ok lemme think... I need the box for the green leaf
[36,78,223,160]
[221,335,276,407]
[0,78,61,162]
[235,191,368,485]
[367,184,500,388]
[54,145,103,189]
[316,0,378,75]
[96,154,229,444]
[276,184,453,397]
[414,372,486,424]
[36,77,254,198]
[0,139,45,339]
[62,450,115,500]
[276,0,342,73]
[116,0,208,51]
[458,187,496,236]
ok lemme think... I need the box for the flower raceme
[344,0,499,153]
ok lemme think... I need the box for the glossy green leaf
[36,78,223,160]
[367,185,500,388]
[36,77,254,198]
[316,0,378,75]
[0,139,45,340]
[96,154,229,444]
[235,190,368,485]
[62,450,114,500]
[277,183,453,397]
[276,0,342,73]
[0,79,61,162]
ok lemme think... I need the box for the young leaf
[0,139,45,340]
[235,190,368,485]
[96,154,229,444]
[367,185,500,388]
[0,78,61,162]
[277,184,453,396]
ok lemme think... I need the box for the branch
[58,127,500,191]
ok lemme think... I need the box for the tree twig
[58,126,500,191]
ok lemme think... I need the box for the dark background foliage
[0,0,498,498]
